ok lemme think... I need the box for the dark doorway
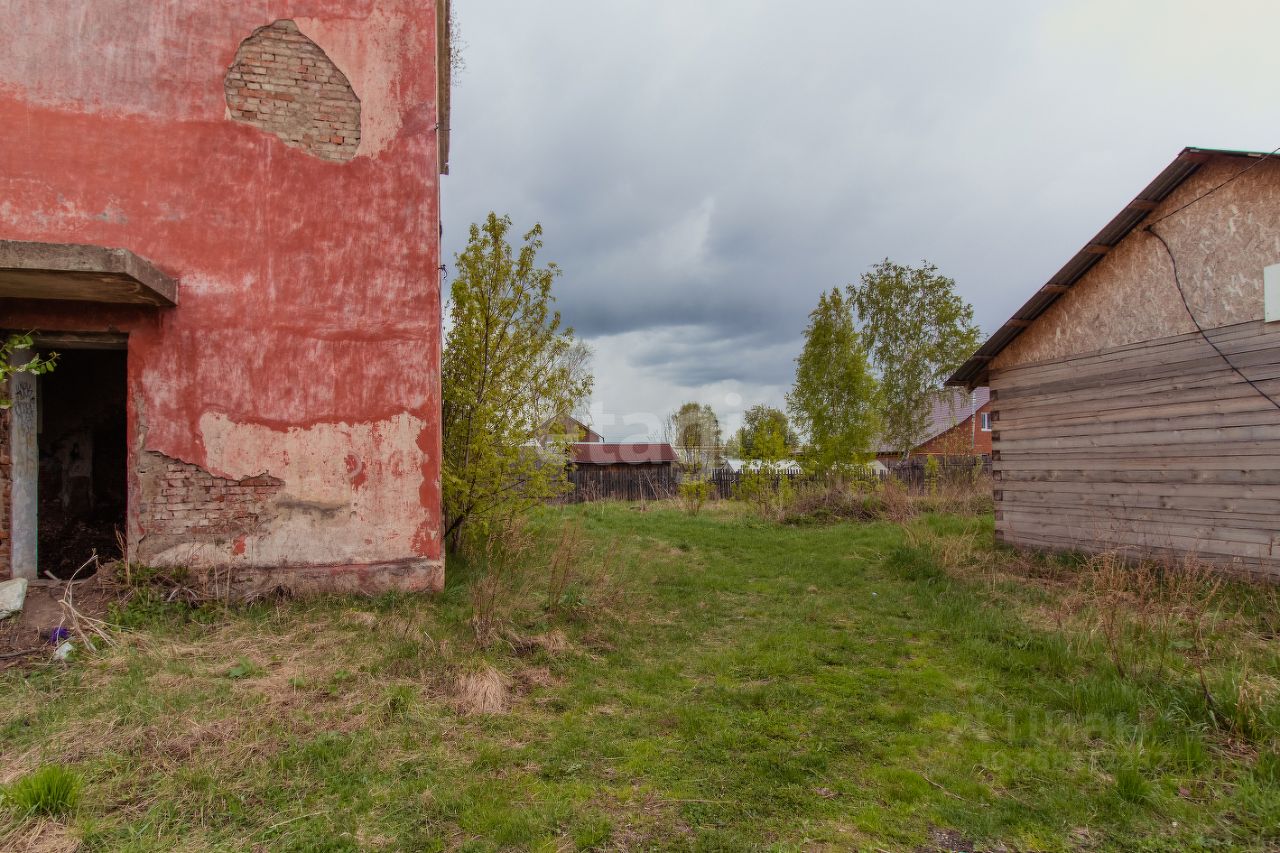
[37,349,127,579]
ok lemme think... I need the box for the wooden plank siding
[989,319,1280,574]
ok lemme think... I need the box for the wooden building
[949,147,1280,575]
[564,442,679,503]
[541,415,604,445]
[569,443,678,474]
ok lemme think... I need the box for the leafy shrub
[734,467,794,521]
[924,456,941,495]
[3,765,82,818]
[677,478,712,516]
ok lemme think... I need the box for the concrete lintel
[0,240,177,307]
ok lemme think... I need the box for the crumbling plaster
[1,0,444,584]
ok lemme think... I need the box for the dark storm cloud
[444,0,1280,420]
[625,327,799,387]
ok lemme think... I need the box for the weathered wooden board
[996,393,1280,435]
[996,532,1275,573]
[996,453,1280,468]
[993,369,1280,422]
[989,319,1280,574]
[1002,488,1279,515]
[991,323,1279,392]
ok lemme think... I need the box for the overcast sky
[442,0,1280,441]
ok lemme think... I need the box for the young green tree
[1,333,57,409]
[664,402,722,474]
[732,405,793,464]
[731,404,796,518]
[847,259,981,458]
[441,213,592,551]
[786,288,879,477]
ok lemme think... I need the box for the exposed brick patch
[136,452,283,561]
[224,20,361,162]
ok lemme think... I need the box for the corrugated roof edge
[947,147,1276,389]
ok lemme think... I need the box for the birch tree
[847,259,980,458]
[442,213,592,551]
[732,405,793,465]
[787,288,879,477]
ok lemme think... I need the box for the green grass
[2,503,1279,851]
[3,765,82,818]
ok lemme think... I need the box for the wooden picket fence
[559,456,991,503]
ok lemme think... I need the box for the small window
[979,412,992,431]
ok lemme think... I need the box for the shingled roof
[875,387,989,454]
[570,443,678,466]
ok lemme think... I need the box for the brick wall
[224,20,361,162]
[0,405,9,581]
[135,453,284,561]
[914,401,994,457]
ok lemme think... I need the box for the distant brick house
[1,1,452,593]
[876,388,993,462]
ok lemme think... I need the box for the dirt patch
[917,828,977,852]
[0,576,114,670]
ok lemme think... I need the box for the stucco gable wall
[993,157,1280,371]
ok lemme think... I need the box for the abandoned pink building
[1,1,451,593]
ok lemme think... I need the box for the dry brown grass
[506,628,572,656]
[0,819,79,853]
[779,473,993,526]
[906,520,1280,746]
[468,520,537,647]
[453,665,510,716]
[1071,551,1225,682]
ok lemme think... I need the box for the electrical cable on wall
[1139,145,1280,412]
[1145,224,1280,412]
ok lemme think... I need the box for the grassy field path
[2,505,1278,851]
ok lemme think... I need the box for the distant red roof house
[570,443,678,467]
[876,388,992,460]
